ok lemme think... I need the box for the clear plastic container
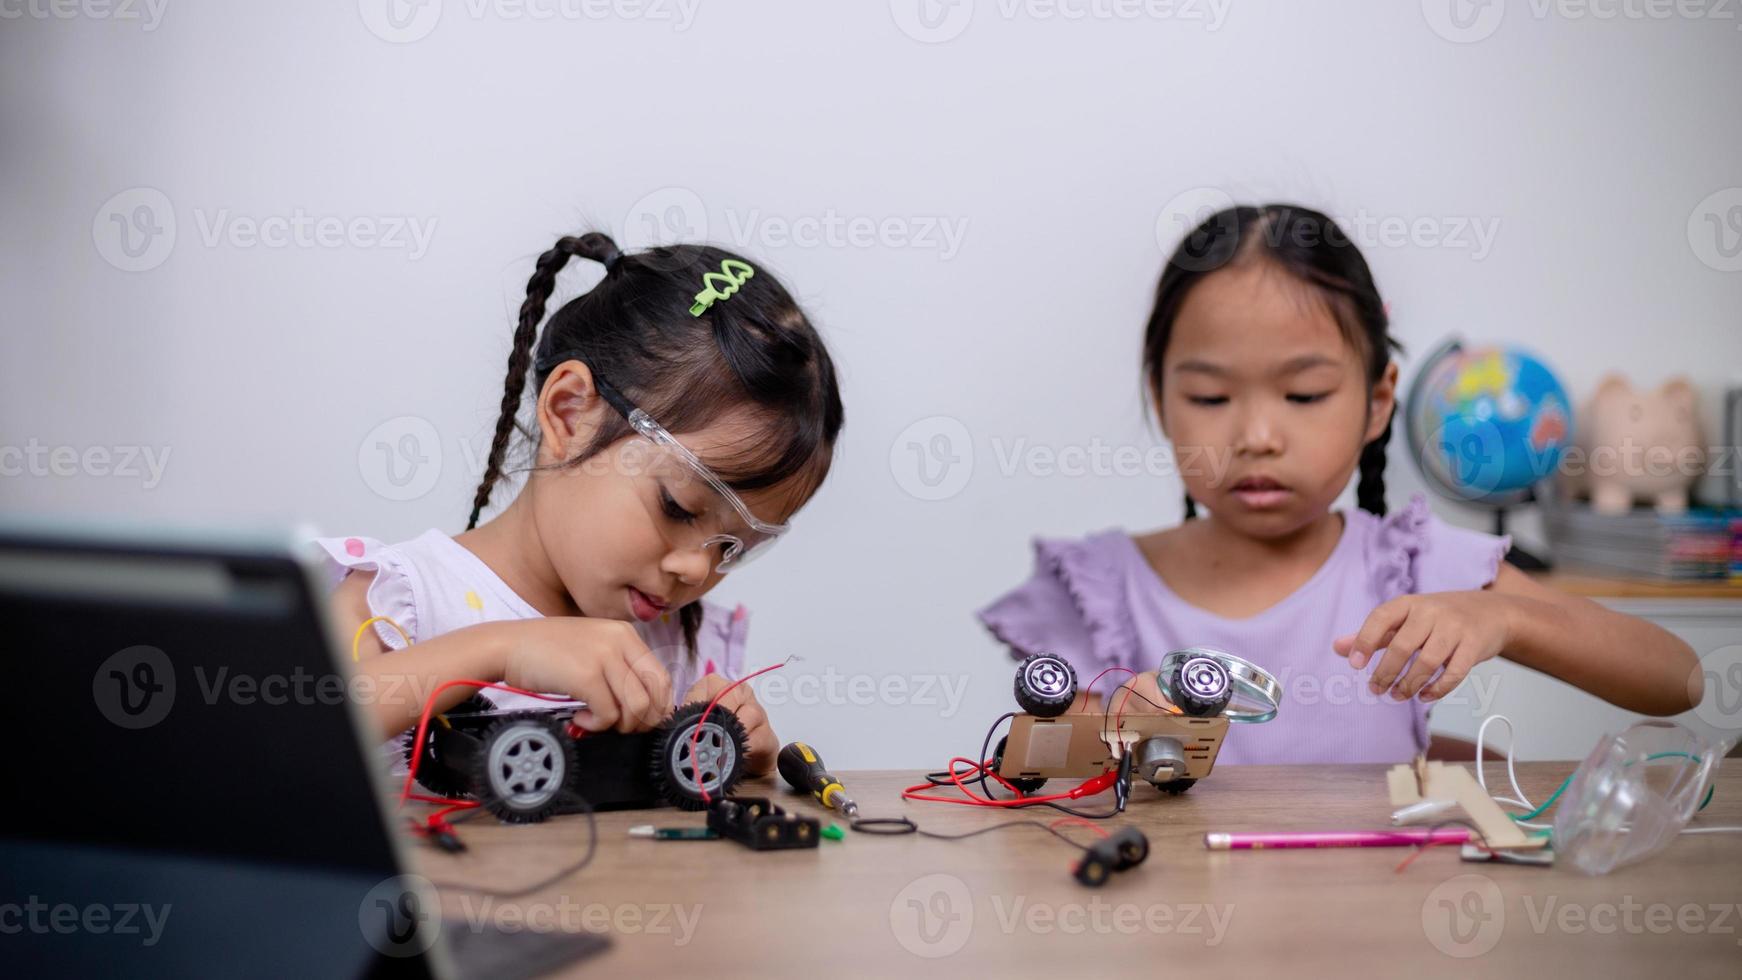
[1552,720,1722,875]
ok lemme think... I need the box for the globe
[1403,339,1574,508]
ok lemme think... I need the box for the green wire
[1510,750,1716,825]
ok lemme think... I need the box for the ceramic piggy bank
[1579,375,1704,515]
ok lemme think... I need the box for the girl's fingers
[613,671,656,733]
[1350,598,1412,669]
[626,646,673,716]
[568,664,621,733]
[1368,614,1432,695]
[683,673,732,705]
[744,728,778,775]
[599,646,660,732]
[1394,629,1456,701]
[1420,644,1473,702]
[733,700,767,733]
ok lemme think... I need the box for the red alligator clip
[1067,769,1120,799]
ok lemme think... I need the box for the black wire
[977,712,1018,796]
[1101,681,1177,746]
[920,712,1017,792]
[917,820,1097,852]
[419,791,600,899]
[916,709,1129,819]
[847,816,1096,853]
[848,817,922,835]
[1034,800,1122,819]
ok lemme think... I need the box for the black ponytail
[1144,203,1401,519]
[469,234,601,530]
[1357,406,1395,518]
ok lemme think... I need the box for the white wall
[4,1,1740,766]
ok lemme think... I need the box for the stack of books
[1734,518,1742,583]
[1542,498,1740,581]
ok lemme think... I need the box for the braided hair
[1145,204,1400,520]
[467,231,844,652]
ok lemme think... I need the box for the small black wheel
[1159,778,1197,795]
[1170,654,1232,717]
[402,693,498,799]
[993,735,1047,794]
[650,701,748,810]
[1014,654,1077,718]
[473,713,576,824]
[403,727,473,800]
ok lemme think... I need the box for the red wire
[1049,816,1110,838]
[900,757,1120,808]
[1394,837,1484,873]
[399,679,578,813]
[689,659,792,805]
[1113,682,1139,730]
[1079,666,1136,711]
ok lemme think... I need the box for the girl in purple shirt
[978,204,1700,765]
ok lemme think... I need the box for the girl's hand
[500,618,674,733]
[1335,591,1512,703]
[1107,671,1178,716]
[681,674,777,775]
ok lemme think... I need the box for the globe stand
[1492,503,1552,572]
[1498,511,1553,570]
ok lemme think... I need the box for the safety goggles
[537,352,789,572]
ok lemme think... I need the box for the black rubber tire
[1013,654,1077,718]
[402,693,496,799]
[473,713,577,824]
[1170,655,1233,717]
[1159,777,1197,795]
[650,701,749,810]
[404,727,474,800]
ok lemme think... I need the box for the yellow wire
[352,615,411,662]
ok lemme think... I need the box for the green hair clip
[689,259,755,317]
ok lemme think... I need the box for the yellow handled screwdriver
[777,741,859,820]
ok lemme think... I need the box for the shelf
[1531,571,1742,600]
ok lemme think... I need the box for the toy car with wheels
[995,648,1280,795]
[405,697,748,823]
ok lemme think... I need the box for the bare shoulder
[330,569,389,659]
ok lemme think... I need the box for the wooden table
[411,764,1742,978]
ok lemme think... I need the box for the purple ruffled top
[976,494,1509,765]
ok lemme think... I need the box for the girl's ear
[535,360,609,465]
[1365,361,1400,443]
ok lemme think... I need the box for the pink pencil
[1204,829,1471,850]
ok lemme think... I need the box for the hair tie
[602,246,623,272]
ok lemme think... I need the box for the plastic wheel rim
[670,720,737,796]
[486,723,565,809]
[1179,656,1231,703]
[1023,657,1074,701]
